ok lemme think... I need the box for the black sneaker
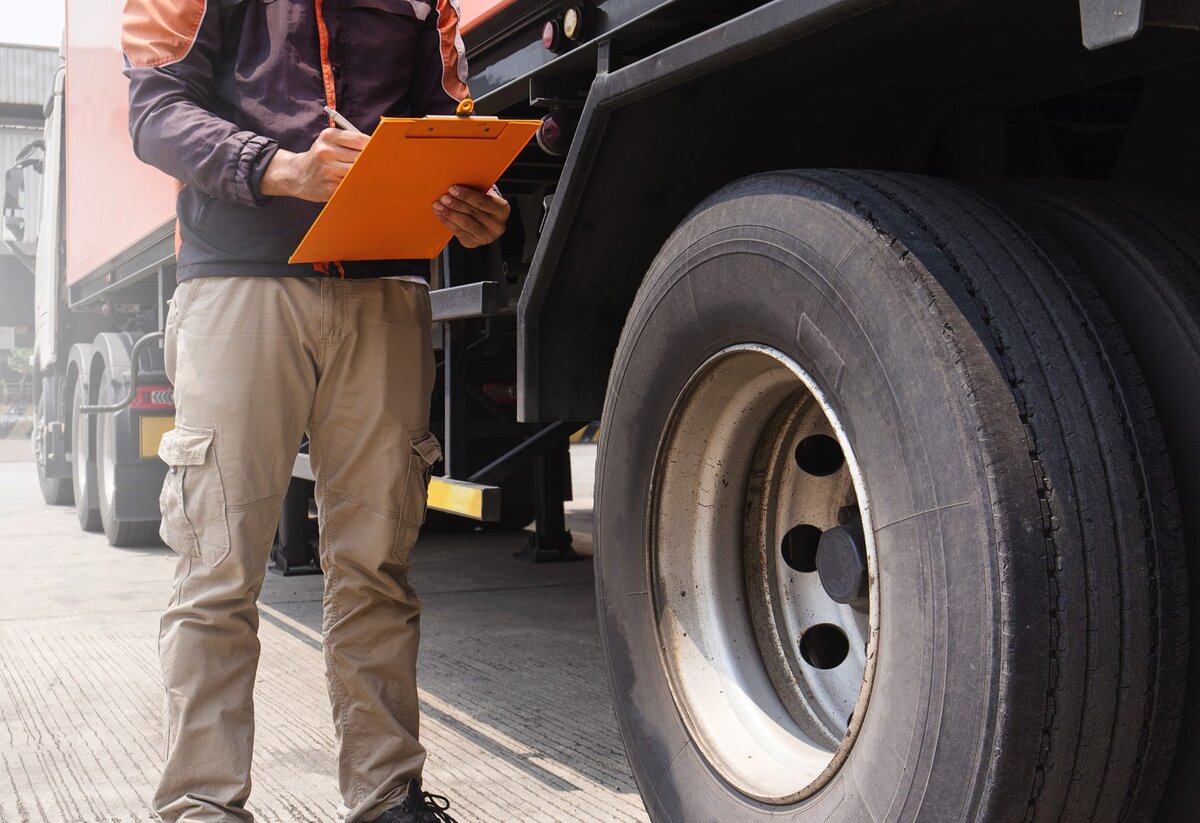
[366,781,459,823]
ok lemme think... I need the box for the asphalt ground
[0,443,648,822]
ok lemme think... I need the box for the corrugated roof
[0,43,60,108]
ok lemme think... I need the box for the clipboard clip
[455,98,476,118]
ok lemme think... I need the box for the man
[121,1,507,821]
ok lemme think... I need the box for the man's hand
[260,128,370,202]
[433,185,510,248]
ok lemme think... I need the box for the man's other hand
[260,129,370,202]
[433,185,510,248]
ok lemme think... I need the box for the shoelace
[416,790,459,823]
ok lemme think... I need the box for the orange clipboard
[290,116,541,263]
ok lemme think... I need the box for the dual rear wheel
[597,171,1193,821]
[64,350,163,547]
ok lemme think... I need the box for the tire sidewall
[71,369,100,530]
[96,382,119,544]
[35,389,51,484]
[596,177,1035,821]
[71,371,87,506]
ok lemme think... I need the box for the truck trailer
[6,0,1200,821]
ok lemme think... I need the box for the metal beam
[293,452,316,482]
[1079,0,1144,49]
[427,476,502,521]
[469,420,581,486]
[430,281,506,322]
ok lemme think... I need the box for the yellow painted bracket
[427,476,501,522]
[291,454,501,522]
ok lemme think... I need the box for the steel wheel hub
[650,344,878,803]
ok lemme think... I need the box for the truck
[5,0,1200,820]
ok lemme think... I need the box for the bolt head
[816,525,868,610]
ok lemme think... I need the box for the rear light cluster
[482,382,518,406]
[541,5,587,53]
[131,385,175,411]
[536,7,587,156]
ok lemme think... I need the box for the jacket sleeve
[410,0,472,116]
[122,0,279,207]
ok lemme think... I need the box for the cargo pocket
[394,431,442,558]
[158,424,231,566]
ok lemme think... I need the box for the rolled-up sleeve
[123,0,279,206]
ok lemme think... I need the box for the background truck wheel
[994,184,1200,820]
[594,171,1186,821]
[94,380,160,548]
[35,390,72,506]
[70,369,101,532]
[271,477,320,574]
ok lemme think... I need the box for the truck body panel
[461,0,524,33]
[64,0,176,289]
[33,69,64,370]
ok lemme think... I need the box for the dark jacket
[122,0,470,281]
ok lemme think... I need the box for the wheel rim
[97,383,116,515]
[71,382,88,502]
[650,344,878,804]
[34,394,47,475]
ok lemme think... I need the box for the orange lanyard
[314,0,338,124]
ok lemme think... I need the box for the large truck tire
[69,366,101,532]
[91,333,165,548]
[594,171,1186,822]
[994,184,1200,822]
[35,389,72,506]
[94,378,161,548]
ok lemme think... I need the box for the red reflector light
[131,385,175,411]
[482,382,517,405]
[542,19,560,51]
[537,112,577,156]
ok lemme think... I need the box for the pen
[323,105,362,134]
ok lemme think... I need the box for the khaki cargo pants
[153,276,439,823]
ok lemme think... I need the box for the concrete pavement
[0,445,648,822]
[0,438,33,462]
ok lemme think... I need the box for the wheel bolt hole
[781,524,822,573]
[795,434,845,476]
[799,623,850,670]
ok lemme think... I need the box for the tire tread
[824,170,1183,823]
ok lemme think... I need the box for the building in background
[1,42,59,411]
